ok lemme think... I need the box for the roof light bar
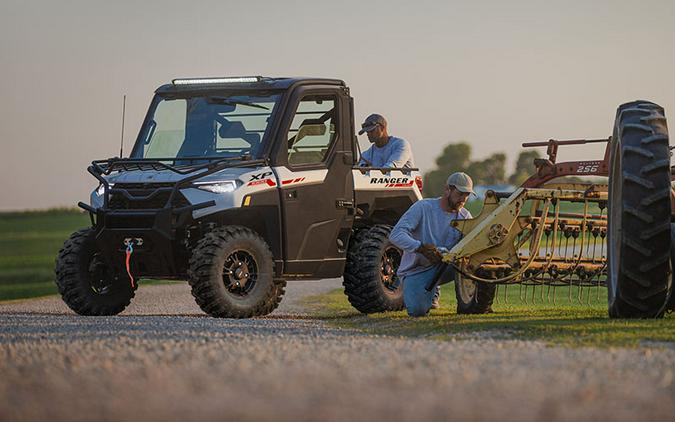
[172,76,262,85]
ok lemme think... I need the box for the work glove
[416,243,442,265]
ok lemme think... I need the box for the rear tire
[343,225,405,313]
[188,226,282,318]
[55,228,135,316]
[455,275,496,314]
[608,101,672,318]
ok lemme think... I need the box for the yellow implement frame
[444,184,608,285]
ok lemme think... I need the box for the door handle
[336,199,354,208]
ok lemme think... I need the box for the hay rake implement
[442,101,674,318]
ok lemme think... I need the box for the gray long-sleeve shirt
[389,198,472,277]
[359,136,414,168]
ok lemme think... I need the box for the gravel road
[1,280,674,422]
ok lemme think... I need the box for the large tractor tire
[608,101,672,318]
[343,225,405,313]
[455,275,496,314]
[188,226,284,318]
[55,228,136,315]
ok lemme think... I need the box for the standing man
[389,172,474,317]
[358,114,414,168]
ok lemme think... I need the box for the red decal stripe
[248,179,277,187]
[383,181,415,188]
[282,177,306,185]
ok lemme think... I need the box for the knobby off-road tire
[343,225,405,313]
[608,101,672,318]
[188,226,283,318]
[55,228,135,315]
[455,275,496,314]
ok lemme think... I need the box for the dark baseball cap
[358,113,387,135]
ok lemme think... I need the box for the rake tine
[532,283,537,304]
[525,284,530,305]
[597,260,604,301]
[540,280,545,303]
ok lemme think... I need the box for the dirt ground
[1,280,673,422]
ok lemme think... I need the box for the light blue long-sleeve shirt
[389,198,472,277]
[359,136,415,168]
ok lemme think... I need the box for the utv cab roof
[156,76,346,95]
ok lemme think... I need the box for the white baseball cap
[446,172,475,195]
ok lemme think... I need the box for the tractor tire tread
[608,101,671,318]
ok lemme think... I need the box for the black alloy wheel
[223,250,258,296]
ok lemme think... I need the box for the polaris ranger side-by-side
[56,77,422,317]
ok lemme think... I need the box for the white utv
[55,77,422,317]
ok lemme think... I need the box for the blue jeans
[402,265,455,317]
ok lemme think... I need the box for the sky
[1,0,674,210]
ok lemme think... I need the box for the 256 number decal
[576,164,599,173]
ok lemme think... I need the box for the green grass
[0,209,180,301]
[303,284,675,348]
[0,209,91,300]
[0,210,183,301]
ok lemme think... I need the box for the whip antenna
[119,94,126,158]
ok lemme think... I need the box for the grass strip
[303,284,675,348]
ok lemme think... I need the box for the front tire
[188,226,283,318]
[55,228,135,316]
[343,225,405,313]
[608,101,672,318]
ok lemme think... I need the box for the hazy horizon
[2,0,674,210]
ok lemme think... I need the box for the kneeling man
[389,172,474,317]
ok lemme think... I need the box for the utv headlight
[194,180,237,194]
[95,183,114,196]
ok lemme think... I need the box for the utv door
[275,87,355,278]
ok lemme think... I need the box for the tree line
[422,142,541,197]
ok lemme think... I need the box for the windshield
[132,93,281,161]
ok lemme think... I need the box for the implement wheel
[608,101,672,318]
[343,225,405,313]
[455,275,496,314]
